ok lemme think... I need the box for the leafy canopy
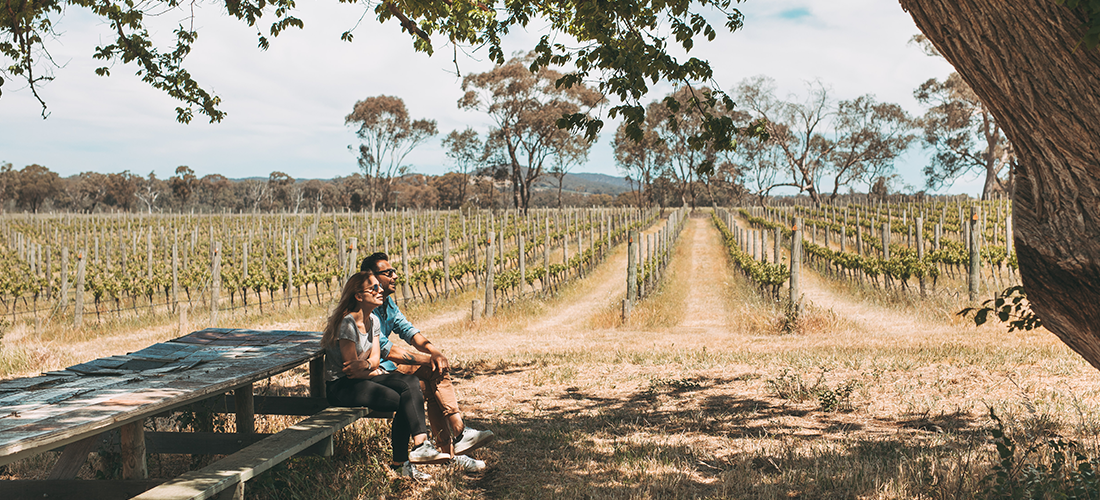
[2,0,756,159]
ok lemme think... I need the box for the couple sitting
[321,252,494,480]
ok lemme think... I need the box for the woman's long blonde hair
[322,272,371,347]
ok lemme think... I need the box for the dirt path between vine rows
[677,214,735,333]
[524,219,667,333]
[745,219,957,336]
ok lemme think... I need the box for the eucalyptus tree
[459,52,601,213]
[442,128,483,206]
[15,164,60,213]
[647,86,733,208]
[346,95,438,210]
[732,76,915,204]
[732,76,834,205]
[914,73,1014,200]
[825,96,916,201]
[548,139,592,209]
[613,106,669,207]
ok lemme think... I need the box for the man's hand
[430,351,450,376]
[343,359,374,379]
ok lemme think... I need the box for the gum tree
[459,52,601,213]
[346,95,437,211]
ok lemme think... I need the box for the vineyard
[0,207,656,340]
[716,196,1020,314]
[4,202,1098,500]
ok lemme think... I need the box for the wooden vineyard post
[59,246,69,314]
[484,232,495,318]
[1005,214,1014,279]
[401,226,411,306]
[543,217,551,294]
[916,217,926,297]
[969,206,981,304]
[856,215,864,256]
[74,251,85,329]
[790,218,803,315]
[443,218,451,297]
[774,227,781,264]
[45,245,52,299]
[286,238,294,308]
[761,227,769,263]
[471,299,482,322]
[627,230,638,304]
[647,233,655,291]
[172,241,179,313]
[347,237,358,281]
[519,233,526,295]
[882,220,891,261]
[146,231,153,282]
[212,242,221,326]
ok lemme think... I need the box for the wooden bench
[132,406,386,500]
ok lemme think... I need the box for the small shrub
[979,408,1100,499]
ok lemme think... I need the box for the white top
[322,313,380,382]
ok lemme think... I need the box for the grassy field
[3,211,1099,499]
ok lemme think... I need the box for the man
[358,252,495,472]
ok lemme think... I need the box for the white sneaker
[452,454,486,472]
[453,427,496,455]
[409,441,451,464]
[393,461,431,480]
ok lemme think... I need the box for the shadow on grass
[454,373,988,499]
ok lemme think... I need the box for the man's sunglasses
[374,269,397,277]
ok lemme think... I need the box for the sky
[0,1,978,195]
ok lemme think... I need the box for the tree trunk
[900,0,1100,369]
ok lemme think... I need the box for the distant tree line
[0,162,632,214]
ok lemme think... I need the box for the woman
[322,271,448,480]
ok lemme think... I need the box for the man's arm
[388,298,449,374]
[386,343,431,366]
[410,332,449,374]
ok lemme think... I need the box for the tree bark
[900,0,1100,368]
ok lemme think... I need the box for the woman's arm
[366,317,382,373]
[340,339,373,378]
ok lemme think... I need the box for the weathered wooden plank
[132,407,367,500]
[0,479,166,500]
[46,433,100,480]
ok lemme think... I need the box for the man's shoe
[393,461,431,480]
[453,427,496,455]
[409,441,451,464]
[452,454,486,472]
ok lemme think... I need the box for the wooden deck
[0,328,386,499]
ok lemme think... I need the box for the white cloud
[0,1,972,195]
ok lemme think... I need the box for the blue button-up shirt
[375,296,421,371]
